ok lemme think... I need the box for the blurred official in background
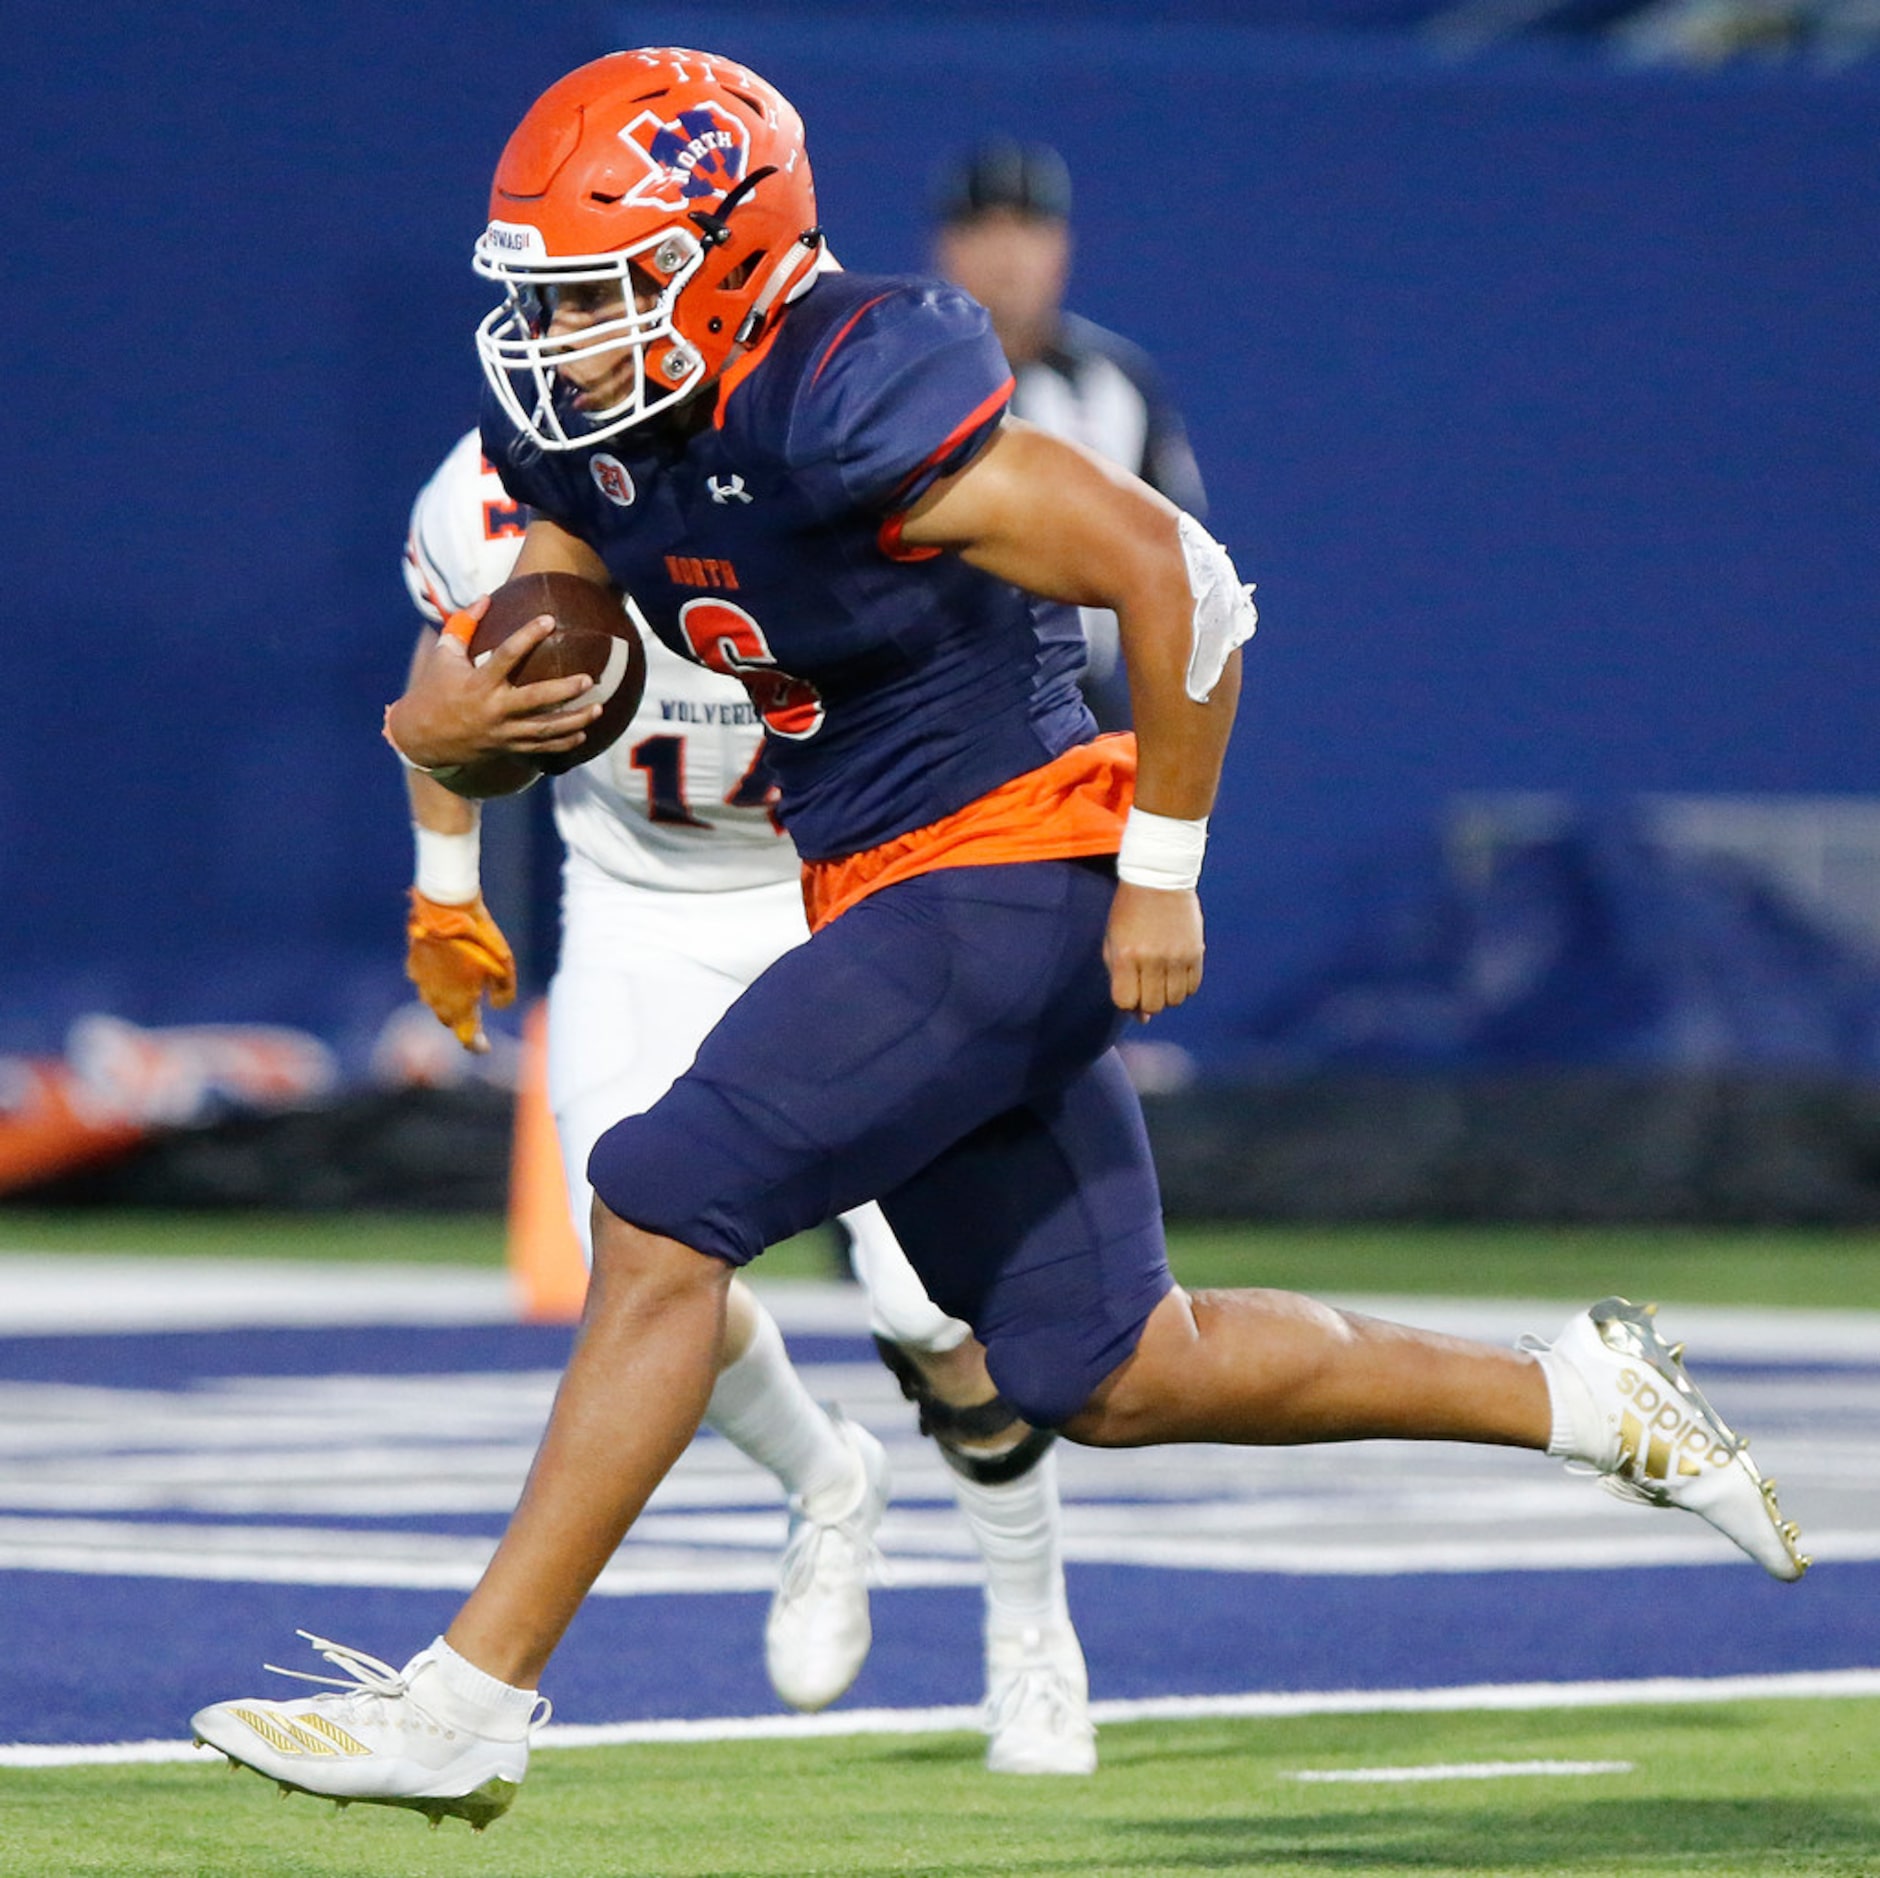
[933,140,1209,731]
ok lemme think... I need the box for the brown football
[468,571,649,775]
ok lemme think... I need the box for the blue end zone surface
[10,1561,1874,1746]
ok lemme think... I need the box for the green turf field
[4,1700,1876,1877]
[3,1208,1879,1308]
[2,1212,1874,1872]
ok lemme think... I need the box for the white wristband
[414,824,482,905]
[1116,806,1208,892]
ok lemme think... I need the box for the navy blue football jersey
[481,272,1096,862]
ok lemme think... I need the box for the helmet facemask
[474,223,709,450]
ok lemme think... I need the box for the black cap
[932,139,1072,226]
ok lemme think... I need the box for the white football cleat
[983,1621,1097,1776]
[1525,1297,1809,1582]
[190,1634,548,1831]
[765,1410,891,1712]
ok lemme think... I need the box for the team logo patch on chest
[590,455,636,507]
[616,102,749,212]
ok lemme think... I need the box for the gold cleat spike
[1643,1302,1659,1317]
[1764,1477,1778,1494]
[1668,1342,1686,1365]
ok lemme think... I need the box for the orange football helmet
[474,48,824,449]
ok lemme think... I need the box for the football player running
[395,426,1095,1774]
[194,47,1807,1830]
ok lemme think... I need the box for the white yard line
[0,1255,520,1333]
[1286,1759,1634,1783]
[3,1255,1879,1357]
[9,1668,1879,1768]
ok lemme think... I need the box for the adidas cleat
[765,1409,891,1712]
[1526,1297,1809,1581]
[191,1633,548,1831]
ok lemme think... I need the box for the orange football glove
[405,889,517,1050]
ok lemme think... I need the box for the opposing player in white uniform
[396,429,1095,1775]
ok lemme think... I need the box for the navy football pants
[587,857,1174,1427]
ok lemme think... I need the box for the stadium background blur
[5,0,1876,1222]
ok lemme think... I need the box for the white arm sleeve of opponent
[1176,512,1258,703]
[401,428,527,624]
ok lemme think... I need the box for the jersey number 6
[678,598,825,741]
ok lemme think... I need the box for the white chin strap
[1177,514,1258,703]
[731,230,826,348]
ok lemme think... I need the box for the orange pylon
[506,998,588,1322]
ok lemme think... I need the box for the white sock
[705,1301,858,1516]
[415,1637,539,1737]
[1528,1338,1607,1463]
[946,1444,1070,1637]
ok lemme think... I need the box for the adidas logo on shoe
[1611,1362,1733,1484]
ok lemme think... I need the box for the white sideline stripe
[10,1668,1879,1768]
[1,1518,1873,1585]
[0,1262,868,1337]
[0,1257,523,1334]
[1289,1759,1635,1784]
[1,1257,1878,1356]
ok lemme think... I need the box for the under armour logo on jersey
[590,454,636,507]
[707,475,752,505]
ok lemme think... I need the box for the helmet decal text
[482,220,547,258]
[618,103,749,212]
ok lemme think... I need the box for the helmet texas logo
[617,103,748,212]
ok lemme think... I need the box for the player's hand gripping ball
[470,572,648,774]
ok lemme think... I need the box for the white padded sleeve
[1176,513,1258,703]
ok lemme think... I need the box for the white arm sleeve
[401,429,527,623]
[1176,512,1258,703]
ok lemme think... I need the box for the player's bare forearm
[408,763,478,833]
[1130,642,1241,820]
[399,634,481,831]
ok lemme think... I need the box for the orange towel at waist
[801,732,1137,932]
